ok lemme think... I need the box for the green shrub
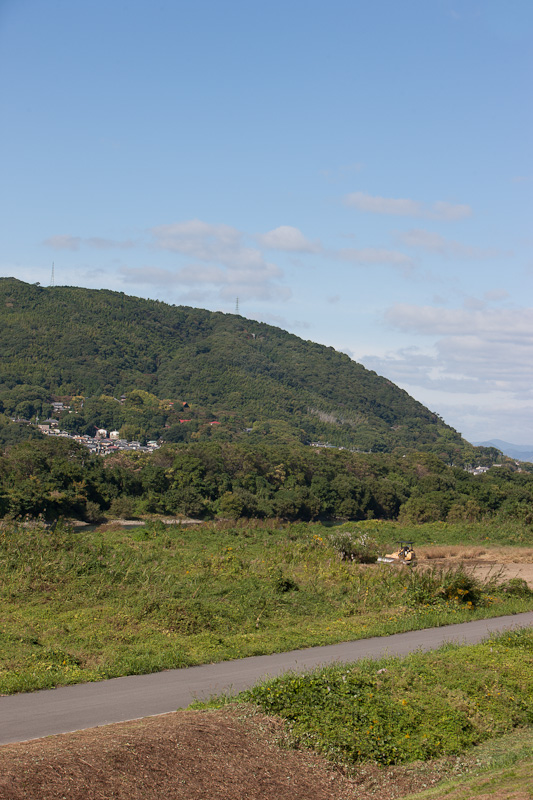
[108,496,138,519]
[329,529,378,563]
[272,568,299,593]
[84,500,106,523]
[499,577,532,597]
[405,566,489,608]
[240,628,533,766]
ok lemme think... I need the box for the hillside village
[13,413,508,475]
[36,420,161,455]
[10,394,221,455]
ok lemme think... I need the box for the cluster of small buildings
[36,421,160,455]
[465,465,491,475]
[465,464,505,475]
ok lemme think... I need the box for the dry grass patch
[417,546,533,563]
[486,547,533,564]
[417,546,487,560]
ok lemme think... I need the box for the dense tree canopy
[0,278,520,524]
[0,277,483,459]
[0,438,531,525]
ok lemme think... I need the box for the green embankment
[1,519,531,694]
[238,628,533,766]
[404,726,533,799]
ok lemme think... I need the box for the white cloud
[484,289,509,302]
[151,219,264,267]
[437,402,533,444]
[344,192,472,220]
[146,219,292,301]
[360,304,533,406]
[248,311,288,327]
[85,237,134,249]
[293,319,312,330]
[320,162,364,181]
[430,201,472,221]
[397,229,447,251]
[344,193,421,216]
[396,228,508,258]
[386,304,533,339]
[256,226,322,253]
[350,297,533,440]
[44,235,134,250]
[43,219,293,303]
[121,259,290,303]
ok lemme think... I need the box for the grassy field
[1,517,532,694]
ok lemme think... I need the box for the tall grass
[346,517,533,548]
[0,518,531,694]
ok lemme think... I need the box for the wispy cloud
[44,235,134,250]
[86,237,134,249]
[121,261,291,302]
[386,304,533,339]
[320,162,363,181]
[337,247,414,270]
[115,218,294,302]
[255,226,322,253]
[344,192,472,220]
[395,228,508,258]
[151,219,265,269]
[43,235,82,251]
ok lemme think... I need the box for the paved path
[2,612,532,746]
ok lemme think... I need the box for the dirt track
[415,546,533,588]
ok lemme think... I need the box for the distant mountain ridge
[0,278,487,461]
[474,440,533,463]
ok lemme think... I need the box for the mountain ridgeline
[0,278,479,461]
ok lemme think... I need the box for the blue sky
[1,0,531,444]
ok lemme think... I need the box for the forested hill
[0,278,477,460]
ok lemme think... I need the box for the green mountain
[0,277,477,461]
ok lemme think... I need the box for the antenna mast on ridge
[50,262,55,287]
[235,297,239,315]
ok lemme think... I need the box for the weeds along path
[1,611,532,746]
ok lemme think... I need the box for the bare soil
[0,708,448,800]
[415,546,533,588]
[2,708,532,800]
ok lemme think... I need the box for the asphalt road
[2,611,532,746]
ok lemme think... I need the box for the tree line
[0,437,531,525]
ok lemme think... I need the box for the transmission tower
[50,262,55,287]
[235,297,239,315]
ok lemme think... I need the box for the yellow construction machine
[377,541,416,565]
